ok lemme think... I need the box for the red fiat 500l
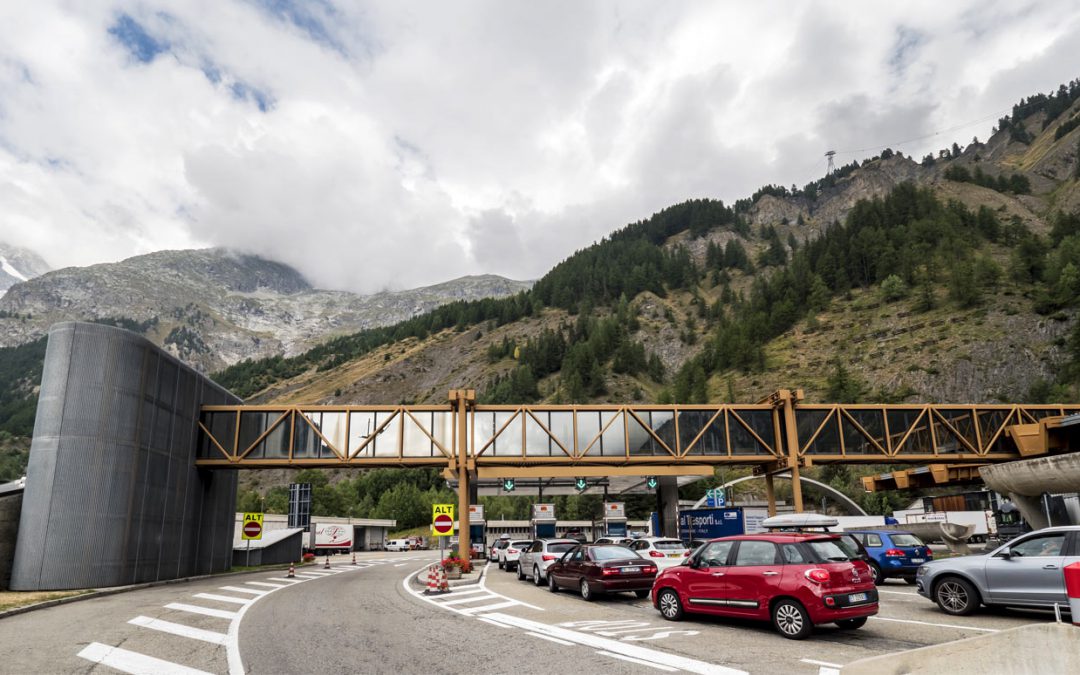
[651,533,878,639]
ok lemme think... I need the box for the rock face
[0,248,531,371]
[0,244,51,294]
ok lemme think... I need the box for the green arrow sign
[646,476,658,490]
[502,478,515,492]
[575,477,588,491]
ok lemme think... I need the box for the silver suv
[517,539,577,586]
[916,525,1080,615]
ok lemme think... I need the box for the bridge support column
[1008,493,1050,531]
[657,476,679,537]
[779,390,805,513]
[452,389,475,561]
[765,474,777,517]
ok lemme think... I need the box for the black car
[546,544,657,601]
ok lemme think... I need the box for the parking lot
[415,559,1060,674]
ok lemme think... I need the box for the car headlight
[917,566,929,576]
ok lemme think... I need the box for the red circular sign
[433,514,453,534]
[243,521,262,538]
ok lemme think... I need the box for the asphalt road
[0,550,1063,675]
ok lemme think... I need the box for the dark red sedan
[546,544,658,600]
[651,533,879,639]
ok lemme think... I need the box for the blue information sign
[678,507,745,543]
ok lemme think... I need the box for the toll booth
[469,504,487,558]
[531,503,557,538]
[593,502,628,538]
[678,507,745,544]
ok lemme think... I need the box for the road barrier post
[287,562,295,578]
[352,552,357,565]
[324,555,331,569]
[1065,561,1080,626]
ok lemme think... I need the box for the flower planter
[445,567,462,580]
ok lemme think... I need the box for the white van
[385,539,411,552]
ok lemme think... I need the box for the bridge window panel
[678,411,716,455]
[796,410,832,455]
[648,410,677,453]
[729,417,773,456]
[576,411,602,456]
[841,410,886,455]
[627,414,660,456]
[937,408,977,451]
[887,410,932,455]
[734,410,778,456]
[348,412,377,457]
[976,409,1011,452]
[292,413,318,459]
[598,411,626,457]
[547,411,575,456]
[803,415,841,455]
[207,411,237,456]
[316,412,347,457]
[694,417,727,455]
[524,413,555,457]
[238,412,269,459]
[196,416,219,458]
[371,411,402,457]
[482,411,520,457]
[402,411,436,457]
[430,412,453,453]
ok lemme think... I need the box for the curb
[410,561,487,590]
[0,561,311,621]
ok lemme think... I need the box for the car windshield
[653,540,685,550]
[511,541,531,547]
[833,536,863,559]
[591,546,636,560]
[548,543,575,553]
[890,534,923,547]
[807,539,852,562]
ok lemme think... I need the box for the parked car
[491,535,511,561]
[547,544,657,600]
[761,514,874,567]
[518,539,578,585]
[847,529,932,585]
[651,532,879,640]
[627,537,690,570]
[916,525,1080,616]
[498,539,533,571]
[594,536,634,546]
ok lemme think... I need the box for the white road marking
[193,593,252,605]
[301,571,333,576]
[869,616,1000,632]
[878,589,918,596]
[165,603,239,620]
[817,668,841,675]
[290,574,322,579]
[801,659,842,668]
[460,600,519,614]
[402,563,543,615]
[220,586,268,596]
[128,616,228,645]
[477,617,514,629]
[78,642,213,675]
[598,651,679,672]
[438,586,486,596]
[480,613,747,675]
[394,563,408,567]
[527,631,575,646]
[440,594,500,606]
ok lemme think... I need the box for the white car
[517,539,578,585]
[627,537,689,569]
[594,537,634,546]
[497,539,533,571]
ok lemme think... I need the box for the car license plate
[621,567,637,573]
[910,558,924,563]
[848,592,868,603]
[668,553,680,557]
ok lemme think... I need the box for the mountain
[0,248,532,371]
[0,244,51,295]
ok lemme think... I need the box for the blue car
[847,530,933,585]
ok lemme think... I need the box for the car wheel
[533,566,544,586]
[548,573,559,593]
[580,578,594,601]
[657,589,684,621]
[869,562,885,585]
[934,577,979,616]
[635,589,650,599]
[771,599,812,640]
[517,564,526,581]
[836,617,867,629]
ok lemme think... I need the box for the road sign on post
[242,512,263,540]
[502,478,515,492]
[432,504,455,537]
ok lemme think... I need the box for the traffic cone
[437,565,449,593]
[352,552,357,565]
[424,565,440,594]
[287,563,295,578]
[324,555,331,569]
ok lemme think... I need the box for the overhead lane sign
[242,512,263,540]
[432,504,455,537]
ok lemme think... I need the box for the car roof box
[761,513,838,530]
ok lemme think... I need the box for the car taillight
[508,549,518,554]
[683,551,690,557]
[649,550,665,558]
[643,566,657,574]
[542,554,557,561]
[804,568,830,584]
[926,551,933,559]
[602,566,619,576]
[885,549,905,557]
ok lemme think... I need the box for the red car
[651,533,878,639]
[546,544,658,600]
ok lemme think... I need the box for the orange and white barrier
[287,563,295,578]
[1065,561,1080,625]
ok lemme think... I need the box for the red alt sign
[433,514,454,534]
[243,520,262,538]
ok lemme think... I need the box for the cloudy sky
[1,1,1079,293]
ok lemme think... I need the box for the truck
[307,523,353,556]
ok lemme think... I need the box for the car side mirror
[687,557,700,569]
[998,548,1012,560]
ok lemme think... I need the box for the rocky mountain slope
[0,249,531,371]
[0,244,50,295]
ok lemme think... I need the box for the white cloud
[0,0,1078,292]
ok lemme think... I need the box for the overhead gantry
[196,389,1080,558]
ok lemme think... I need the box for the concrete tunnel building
[10,322,240,590]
